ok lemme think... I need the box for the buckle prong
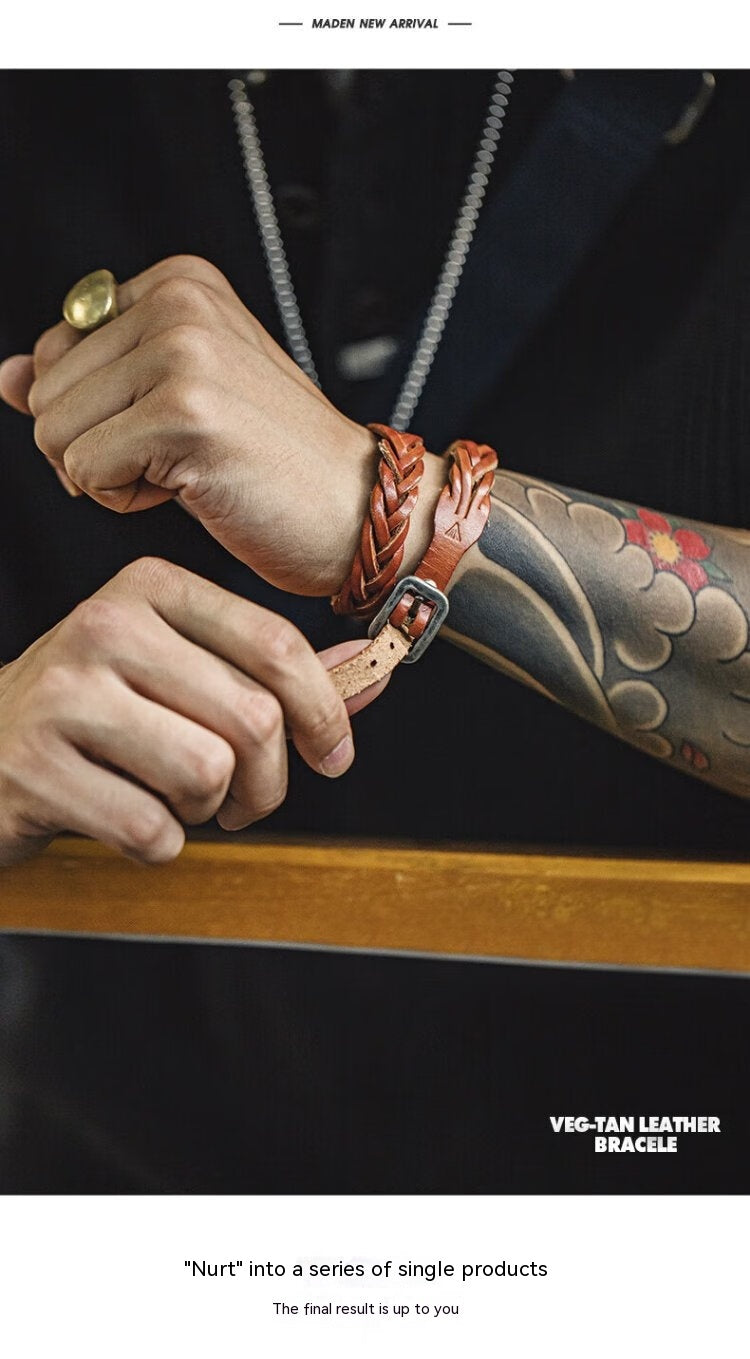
[367,575,450,664]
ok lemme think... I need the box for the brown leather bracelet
[329,436,498,698]
[331,424,425,621]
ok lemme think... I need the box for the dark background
[1,933,746,1193]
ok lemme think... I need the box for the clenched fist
[0,255,445,596]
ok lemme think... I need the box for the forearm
[444,469,750,799]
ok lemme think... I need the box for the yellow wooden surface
[1,837,749,972]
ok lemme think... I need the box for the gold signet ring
[62,269,120,332]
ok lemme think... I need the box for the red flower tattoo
[624,509,711,592]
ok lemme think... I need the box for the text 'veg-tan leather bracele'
[329,432,498,700]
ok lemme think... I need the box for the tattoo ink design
[446,471,750,798]
[619,507,727,592]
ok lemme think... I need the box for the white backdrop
[2,1195,746,1356]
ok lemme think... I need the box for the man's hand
[0,255,444,596]
[0,558,385,867]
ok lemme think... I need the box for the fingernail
[320,735,354,777]
[55,467,83,498]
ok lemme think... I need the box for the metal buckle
[367,575,450,664]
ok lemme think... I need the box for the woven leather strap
[329,437,498,698]
[331,424,425,621]
[390,438,497,639]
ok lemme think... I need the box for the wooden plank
[1,837,749,972]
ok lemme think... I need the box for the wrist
[327,420,381,594]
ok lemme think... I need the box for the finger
[153,564,354,777]
[32,321,81,377]
[0,354,34,414]
[215,684,289,829]
[56,380,222,512]
[32,337,184,464]
[210,609,357,777]
[30,309,149,410]
[0,354,82,491]
[116,253,236,311]
[84,593,290,828]
[111,560,355,780]
[30,276,237,413]
[31,255,326,428]
[18,737,185,864]
[63,756,187,863]
[57,396,182,510]
[115,260,326,406]
[31,251,329,424]
[33,255,236,380]
[125,634,289,832]
[64,675,236,826]
[33,346,159,464]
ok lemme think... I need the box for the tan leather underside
[328,624,411,699]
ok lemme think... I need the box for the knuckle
[26,662,79,712]
[62,436,93,488]
[148,274,213,321]
[160,254,227,289]
[300,698,347,747]
[185,739,235,800]
[117,555,177,596]
[257,615,307,671]
[160,322,212,369]
[159,375,209,426]
[120,804,173,861]
[238,690,284,746]
[66,596,128,650]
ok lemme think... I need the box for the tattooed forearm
[445,470,750,799]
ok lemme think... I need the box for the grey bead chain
[390,71,513,429]
[229,76,320,387]
[229,72,514,430]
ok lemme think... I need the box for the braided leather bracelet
[331,424,425,621]
[329,433,498,700]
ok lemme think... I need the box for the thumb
[0,355,35,415]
